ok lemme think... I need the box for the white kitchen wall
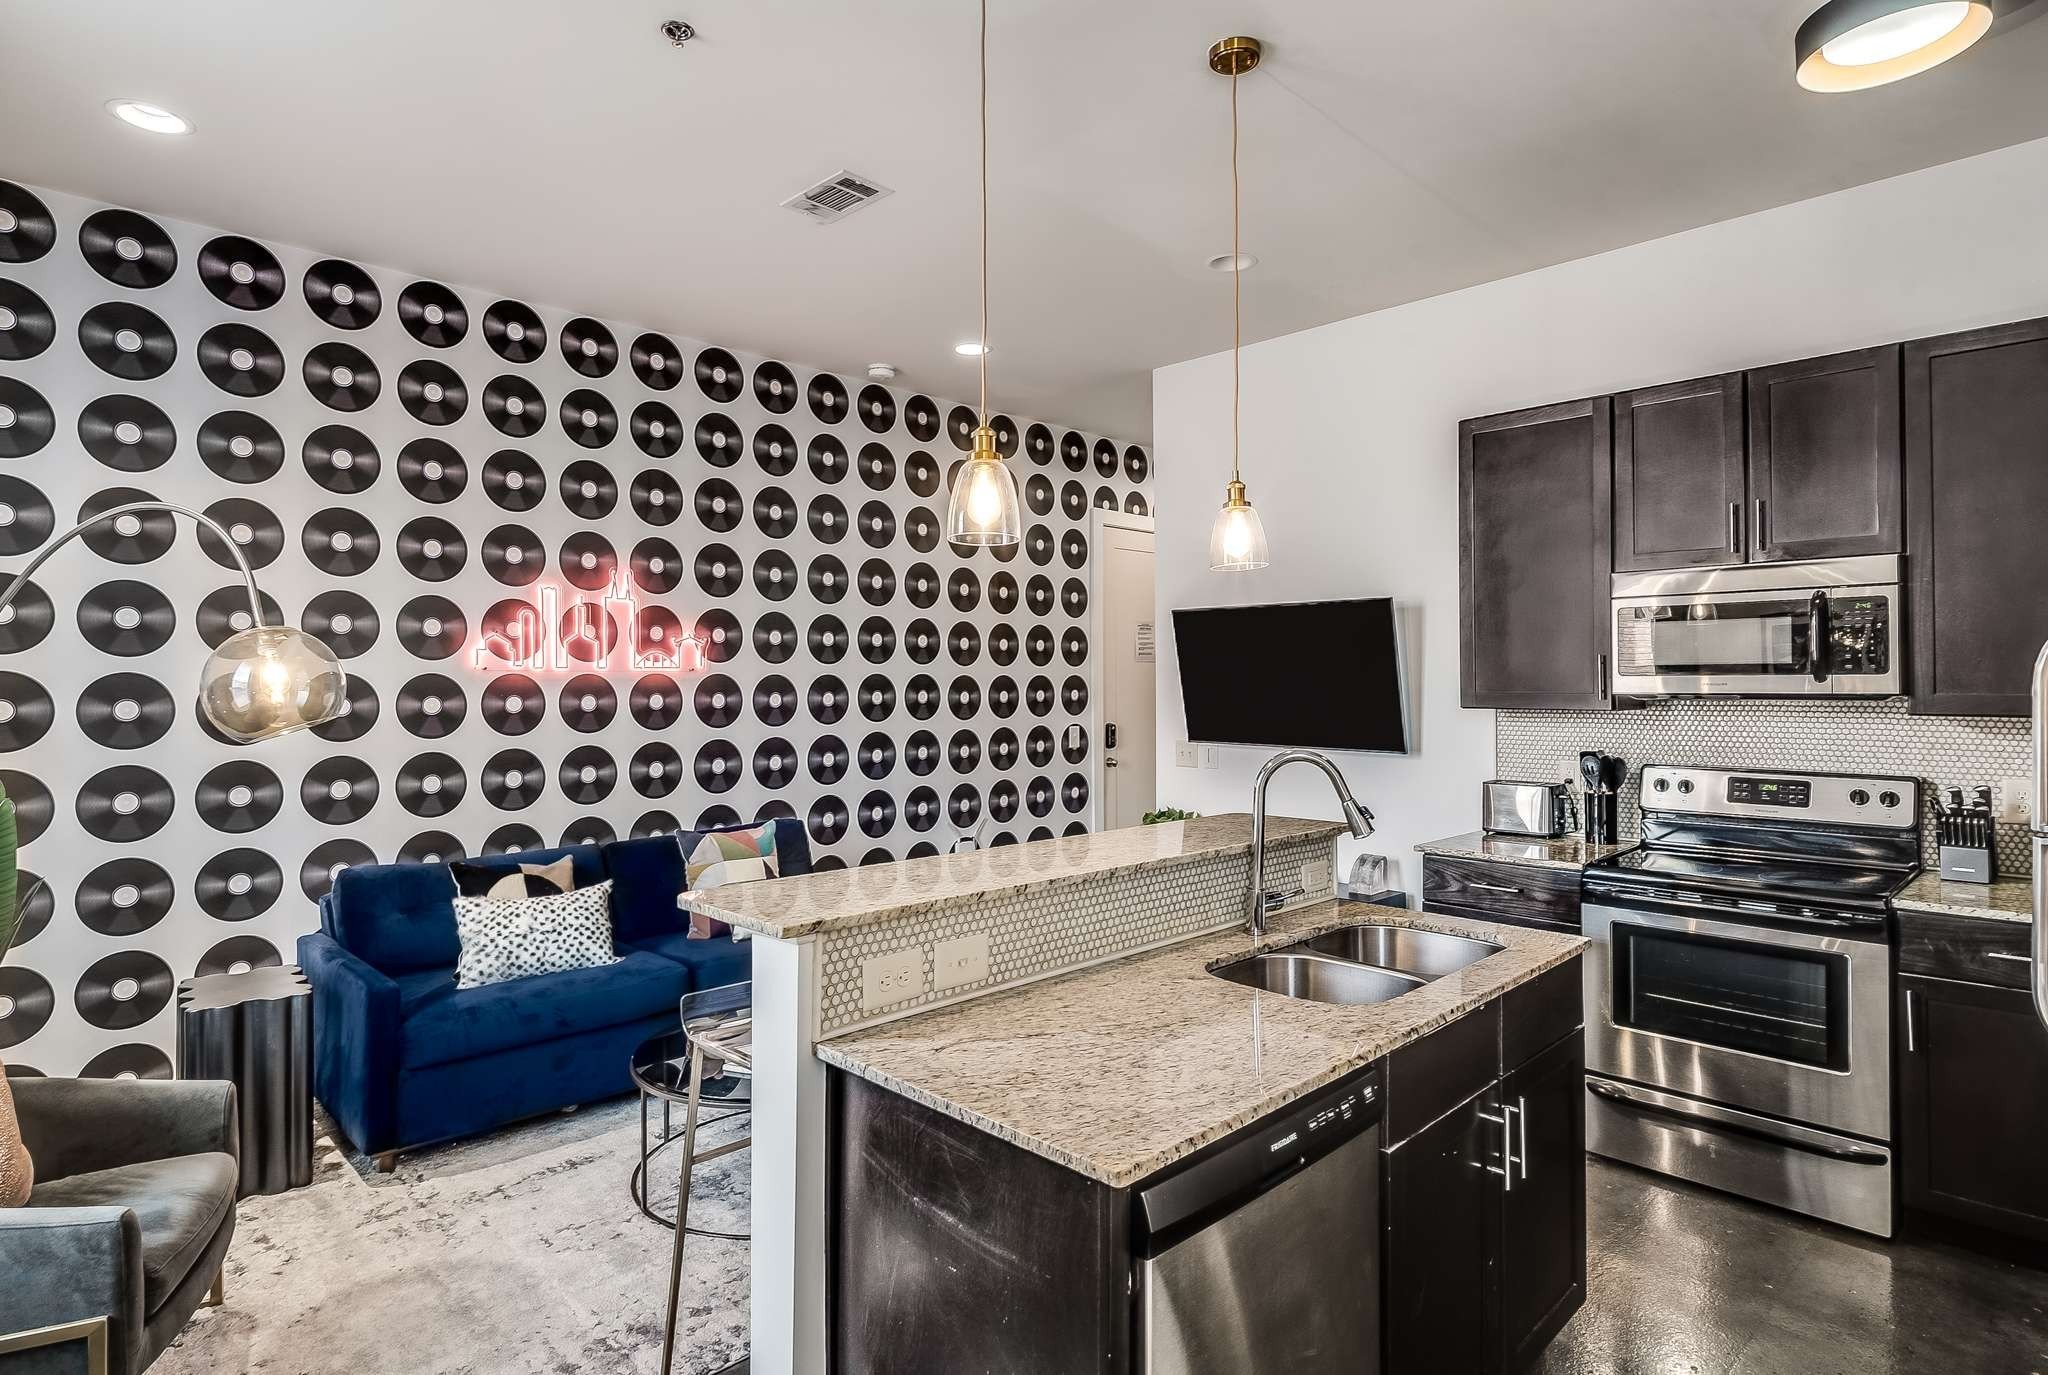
[1151,134,2048,895]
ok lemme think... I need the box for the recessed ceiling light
[105,99,193,135]
[1208,252,1258,272]
[1795,0,1993,91]
[954,341,990,357]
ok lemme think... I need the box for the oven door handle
[1585,886,1887,935]
[1586,1080,1888,1165]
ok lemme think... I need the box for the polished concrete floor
[1541,1159,2048,1375]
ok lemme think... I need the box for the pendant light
[945,0,1022,548]
[1795,0,1993,91]
[1207,36,1270,573]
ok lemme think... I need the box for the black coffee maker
[1579,751,1624,845]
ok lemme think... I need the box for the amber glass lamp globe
[201,624,350,743]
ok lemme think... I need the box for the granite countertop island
[1417,829,1632,871]
[1893,872,2034,924]
[816,900,1584,1187]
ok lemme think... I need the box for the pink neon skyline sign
[471,571,705,675]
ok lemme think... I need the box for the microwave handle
[1810,590,1830,683]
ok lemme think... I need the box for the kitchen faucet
[1247,749,1375,936]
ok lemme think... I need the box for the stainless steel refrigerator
[2033,641,2048,1029]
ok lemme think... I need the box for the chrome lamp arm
[0,502,265,628]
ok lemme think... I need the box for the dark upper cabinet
[1613,373,1747,572]
[1905,318,2048,715]
[1497,1031,1588,1372]
[1460,398,1615,709]
[1745,345,1902,563]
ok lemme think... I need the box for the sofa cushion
[449,856,574,900]
[625,930,752,992]
[29,1152,237,1313]
[329,844,604,974]
[603,820,812,943]
[395,951,688,1069]
[452,881,619,990]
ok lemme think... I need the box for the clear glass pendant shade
[200,624,350,743]
[945,428,1022,546]
[1209,480,1270,571]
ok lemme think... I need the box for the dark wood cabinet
[1898,972,2048,1245]
[1745,345,1902,563]
[1421,857,1581,935]
[1613,373,1747,572]
[1460,398,1616,709]
[1905,317,2048,715]
[1385,1083,1501,1375]
[1497,1031,1588,1371]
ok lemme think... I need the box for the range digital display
[1726,776,1811,807]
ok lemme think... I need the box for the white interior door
[1099,519,1156,828]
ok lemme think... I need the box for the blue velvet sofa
[296,822,809,1165]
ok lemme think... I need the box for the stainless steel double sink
[1212,923,1503,1006]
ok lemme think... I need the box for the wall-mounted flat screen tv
[1172,597,1410,754]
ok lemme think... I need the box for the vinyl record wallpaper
[0,178,1149,1076]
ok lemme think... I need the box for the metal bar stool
[658,981,753,1375]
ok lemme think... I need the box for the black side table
[177,965,314,1196]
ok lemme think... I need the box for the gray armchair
[0,1078,239,1375]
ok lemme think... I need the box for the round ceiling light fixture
[1795,0,1993,91]
[105,99,193,135]
[1207,252,1258,272]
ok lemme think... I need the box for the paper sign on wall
[1136,621,1155,662]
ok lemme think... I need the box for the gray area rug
[156,1097,750,1375]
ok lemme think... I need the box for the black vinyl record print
[78,394,175,472]
[78,764,173,842]
[694,741,743,794]
[197,322,286,396]
[630,674,684,730]
[0,476,51,557]
[693,673,742,728]
[858,674,896,722]
[806,494,847,544]
[904,450,941,499]
[694,478,743,533]
[0,278,56,360]
[1025,474,1055,517]
[560,388,618,448]
[481,449,544,510]
[631,400,682,458]
[397,672,467,738]
[398,516,467,581]
[903,562,939,609]
[1061,528,1089,570]
[801,613,843,664]
[198,497,284,570]
[557,674,618,732]
[695,346,744,402]
[481,748,546,810]
[1060,430,1088,471]
[76,672,173,749]
[807,553,848,604]
[79,301,175,380]
[193,584,282,651]
[989,415,1019,457]
[311,675,378,742]
[807,373,849,425]
[80,209,177,289]
[753,549,797,602]
[753,423,797,475]
[560,817,616,849]
[302,756,379,824]
[398,280,468,346]
[300,838,375,902]
[1025,575,1055,618]
[695,413,742,467]
[949,622,983,665]
[197,936,283,977]
[945,405,979,452]
[0,181,58,263]
[694,543,742,598]
[1027,676,1057,719]
[807,796,850,845]
[77,857,174,937]
[301,507,380,576]
[1124,445,1150,482]
[990,727,1020,770]
[75,951,174,1030]
[303,259,382,328]
[949,782,984,827]
[896,394,937,443]
[76,579,171,655]
[561,317,618,377]
[559,459,619,519]
[904,785,942,831]
[1024,423,1056,467]
[628,536,682,595]
[858,501,896,549]
[198,235,287,310]
[1025,524,1055,566]
[753,360,797,412]
[397,594,466,659]
[0,671,51,750]
[1094,485,1118,512]
[301,589,380,658]
[989,675,1020,718]
[694,608,741,663]
[479,673,544,735]
[483,299,546,362]
[1092,437,1119,477]
[0,771,48,846]
[807,434,848,484]
[988,572,1019,616]
[0,378,53,459]
[559,746,617,804]
[1124,492,1149,515]
[858,443,897,490]
[633,605,685,665]
[78,1043,172,1079]
[483,375,545,437]
[989,623,1019,666]
[858,732,897,781]
[397,359,468,425]
[79,489,174,563]
[1061,675,1090,715]
[397,831,464,866]
[632,468,683,525]
[195,760,284,833]
[855,559,896,609]
[199,410,285,483]
[808,674,850,724]
[751,486,798,540]
[990,777,1020,820]
[482,824,543,856]
[1060,480,1088,520]
[905,675,941,722]
[630,741,683,798]
[196,847,284,922]
[810,736,851,786]
[477,599,541,669]
[481,523,544,586]
[397,753,466,818]
[631,332,682,390]
[856,385,897,434]
[558,530,616,591]
[398,437,467,502]
[1061,577,1088,618]
[858,616,896,664]
[303,340,381,411]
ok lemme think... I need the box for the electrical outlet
[860,946,924,1012]
[933,932,992,991]
[2000,777,2033,825]
[1303,857,1334,894]
[1174,741,1198,768]
[1200,744,1221,770]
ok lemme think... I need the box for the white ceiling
[6,0,2048,441]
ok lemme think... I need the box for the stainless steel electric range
[1580,765,1921,1237]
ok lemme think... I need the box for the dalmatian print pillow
[452,879,620,990]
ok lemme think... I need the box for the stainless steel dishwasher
[1134,1065,1383,1374]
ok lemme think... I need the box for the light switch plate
[1200,744,1221,770]
[933,932,992,992]
[860,946,924,1012]
[1174,741,1198,768]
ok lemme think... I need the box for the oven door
[1610,584,1899,697]
[1583,900,1890,1140]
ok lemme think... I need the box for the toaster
[1482,780,1574,839]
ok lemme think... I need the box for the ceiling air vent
[782,170,893,225]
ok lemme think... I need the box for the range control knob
[1676,779,1694,795]
[1849,788,1871,806]
[1878,790,1902,809]
[1652,777,1670,793]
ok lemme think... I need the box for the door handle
[1904,987,1917,1054]
[1598,653,1609,701]
[1587,1079,1888,1165]
[1986,951,2029,964]
[1467,881,1522,895]
[1753,498,1768,551]
[1516,1094,1529,1181]
[1479,1106,1517,1190]
[1728,502,1742,554]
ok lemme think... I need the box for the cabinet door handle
[1728,502,1742,554]
[1517,1094,1529,1181]
[1598,653,1610,702]
[1753,498,1768,550]
[1478,1107,1515,1191]
[1986,952,2030,964]
[1904,988,1917,1054]
[1467,881,1522,894]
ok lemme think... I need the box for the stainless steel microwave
[1610,555,1902,698]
